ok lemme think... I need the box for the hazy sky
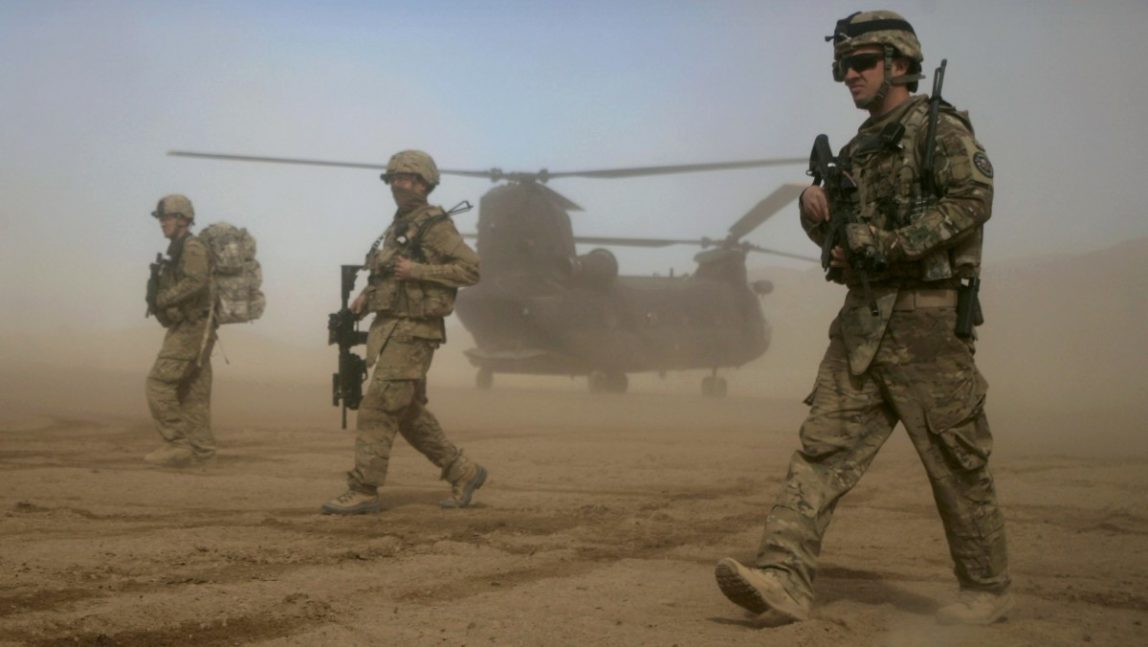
[2,0,1146,346]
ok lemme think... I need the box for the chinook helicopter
[169,151,812,396]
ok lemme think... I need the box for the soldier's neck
[394,201,429,219]
[867,87,911,118]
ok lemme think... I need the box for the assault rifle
[145,253,166,318]
[808,134,886,316]
[919,58,948,204]
[328,200,473,427]
[914,59,983,338]
[328,264,368,429]
[929,61,982,337]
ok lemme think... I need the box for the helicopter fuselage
[455,263,769,377]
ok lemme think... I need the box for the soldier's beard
[392,186,427,215]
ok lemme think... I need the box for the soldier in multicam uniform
[322,150,488,515]
[145,194,218,467]
[715,11,1012,626]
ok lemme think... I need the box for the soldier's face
[389,173,429,207]
[840,45,907,109]
[159,214,188,240]
[390,174,426,194]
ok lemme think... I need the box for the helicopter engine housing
[571,248,618,289]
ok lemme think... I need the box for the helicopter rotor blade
[169,151,807,185]
[743,243,819,263]
[438,169,507,180]
[168,151,389,171]
[545,157,806,180]
[726,183,808,241]
[571,236,704,248]
[169,151,501,180]
[573,235,818,261]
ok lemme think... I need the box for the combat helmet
[151,194,195,222]
[381,150,440,190]
[828,10,924,97]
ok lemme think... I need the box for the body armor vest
[159,234,213,323]
[366,205,459,319]
[843,95,984,286]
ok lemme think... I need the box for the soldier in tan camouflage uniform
[144,194,217,468]
[715,11,1012,627]
[322,150,488,515]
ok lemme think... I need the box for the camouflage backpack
[199,222,266,324]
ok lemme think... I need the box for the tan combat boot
[321,489,382,515]
[936,589,1015,625]
[714,558,811,626]
[144,445,195,467]
[440,456,487,509]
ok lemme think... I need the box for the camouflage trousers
[146,355,215,460]
[755,306,1010,604]
[347,371,464,495]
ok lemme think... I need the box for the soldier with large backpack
[143,195,265,468]
[144,194,218,467]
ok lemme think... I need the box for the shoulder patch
[972,152,994,178]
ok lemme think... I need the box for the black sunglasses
[833,53,883,81]
[381,172,419,184]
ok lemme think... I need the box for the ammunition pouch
[156,307,178,328]
[366,279,456,319]
[401,282,457,318]
[366,281,398,313]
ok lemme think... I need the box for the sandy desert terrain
[2,369,1146,646]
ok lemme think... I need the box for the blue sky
[2,0,1146,344]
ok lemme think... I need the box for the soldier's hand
[800,186,830,224]
[830,246,850,269]
[393,257,414,280]
[350,292,366,316]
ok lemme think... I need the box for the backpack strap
[407,208,453,262]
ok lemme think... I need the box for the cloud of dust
[2,239,1143,445]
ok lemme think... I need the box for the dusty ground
[2,368,1146,647]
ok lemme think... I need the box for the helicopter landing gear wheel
[701,375,728,398]
[476,368,494,390]
[607,372,628,394]
[588,371,607,394]
[589,371,628,394]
